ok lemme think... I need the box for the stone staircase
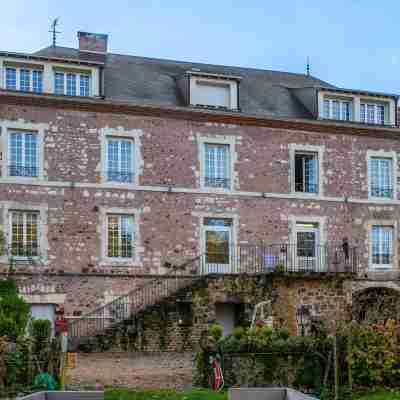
[68,258,202,351]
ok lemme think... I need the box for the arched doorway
[352,287,400,323]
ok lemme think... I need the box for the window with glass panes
[107,214,135,258]
[5,68,43,93]
[204,143,230,189]
[66,73,76,96]
[9,131,39,177]
[54,72,91,96]
[323,99,352,121]
[372,225,393,267]
[5,68,17,90]
[32,71,43,93]
[294,152,318,193]
[80,75,90,96]
[20,69,30,91]
[10,211,39,257]
[54,72,64,95]
[360,103,386,124]
[106,138,134,183]
[369,157,393,198]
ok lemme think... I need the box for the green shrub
[210,324,223,342]
[0,283,30,341]
[232,326,245,340]
[31,319,52,353]
[0,279,17,297]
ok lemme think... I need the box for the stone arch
[352,285,400,323]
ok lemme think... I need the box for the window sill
[99,258,142,267]
[370,265,393,271]
[369,196,395,202]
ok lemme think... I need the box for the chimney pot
[78,31,108,53]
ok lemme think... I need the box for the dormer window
[360,102,386,125]
[188,72,239,110]
[54,70,91,97]
[323,98,353,121]
[5,66,43,93]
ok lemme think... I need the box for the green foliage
[31,319,52,353]
[346,320,400,389]
[232,326,245,340]
[0,279,17,297]
[210,324,223,342]
[105,388,227,400]
[0,280,30,341]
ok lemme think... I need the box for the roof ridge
[33,45,326,81]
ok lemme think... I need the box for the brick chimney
[78,31,108,53]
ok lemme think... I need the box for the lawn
[106,388,228,400]
[105,388,400,400]
[355,392,400,400]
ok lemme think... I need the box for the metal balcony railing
[295,182,318,194]
[371,186,394,198]
[205,177,230,189]
[198,243,357,275]
[8,165,39,178]
[105,170,134,183]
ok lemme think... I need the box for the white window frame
[0,201,48,264]
[53,70,91,97]
[0,121,46,181]
[4,66,43,93]
[99,127,143,186]
[360,102,387,125]
[189,75,239,110]
[198,212,239,275]
[289,144,324,197]
[323,98,353,121]
[368,220,397,271]
[100,207,142,267]
[289,216,326,272]
[9,210,39,259]
[367,150,397,201]
[197,135,236,192]
[105,137,135,184]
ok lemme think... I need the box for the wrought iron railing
[105,170,134,183]
[371,186,394,198]
[68,257,202,340]
[205,177,230,189]
[198,243,357,275]
[295,182,318,194]
[8,164,39,177]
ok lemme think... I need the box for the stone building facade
[0,32,400,349]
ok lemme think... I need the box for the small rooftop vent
[78,31,108,53]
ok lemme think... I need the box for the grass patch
[355,391,400,400]
[105,388,227,400]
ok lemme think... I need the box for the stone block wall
[0,103,399,318]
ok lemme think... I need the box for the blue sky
[1,1,398,93]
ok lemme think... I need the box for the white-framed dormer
[0,120,47,181]
[0,55,101,97]
[367,150,397,201]
[288,144,325,197]
[99,206,143,267]
[188,72,240,110]
[197,134,237,192]
[99,127,143,186]
[318,89,396,126]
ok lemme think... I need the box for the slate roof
[30,46,341,119]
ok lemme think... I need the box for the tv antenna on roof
[49,18,61,47]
